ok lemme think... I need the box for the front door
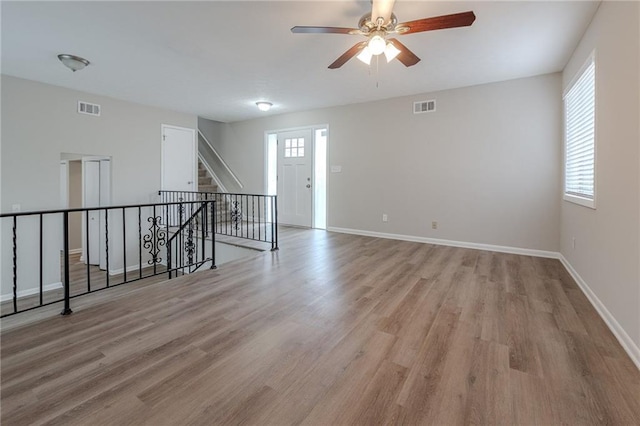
[277,129,312,227]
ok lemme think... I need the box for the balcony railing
[0,199,215,318]
[158,190,278,251]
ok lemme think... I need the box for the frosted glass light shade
[357,46,372,65]
[384,43,401,62]
[57,54,90,72]
[256,101,272,111]
[368,35,386,56]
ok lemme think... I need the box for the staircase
[198,160,218,193]
[198,159,230,223]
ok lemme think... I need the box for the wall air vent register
[78,101,101,116]
[413,100,436,114]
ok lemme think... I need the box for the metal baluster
[105,209,110,288]
[273,196,279,251]
[122,208,127,283]
[39,214,43,306]
[252,195,255,240]
[153,205,157,276]
[179,201,184,275]
[12,216,17,313]
[210,200,216,269]
[138,207,142,279]
[258,196,262,242]
[201,202,206,265]
[167,237,172,279]
[61,211,72,315]
[86,210,91,292]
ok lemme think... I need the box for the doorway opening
[266,126,327,229]
[60,153,111,269]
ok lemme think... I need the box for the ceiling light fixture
[256,101,273,112]
[57,54,90,72]
[367,32,387,56]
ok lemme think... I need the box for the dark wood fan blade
[397,11,476,35]
[328,42,367,69]
[291,26,357,34]
[387,38,420,67]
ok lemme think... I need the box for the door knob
[306,184,311,188]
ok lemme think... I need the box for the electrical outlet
[382,214,388,222]
[572,237,576,249]
[12,204,21,212]
[432,221,438,229]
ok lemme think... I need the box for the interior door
[277,129,313,227]
[162,125,196,226]
[162,125,196,192]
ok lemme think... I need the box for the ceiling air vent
[413,99,436,114]
[78,101,101,116]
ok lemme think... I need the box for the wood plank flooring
[1,227,639,425]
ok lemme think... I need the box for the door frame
[264,124,329,229]
[81,156,111,268]
[160,124,197,191]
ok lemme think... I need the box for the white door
[84,160,101,265]
[161,125,196,192]
[277,129,313,227]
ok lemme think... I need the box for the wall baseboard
[326,226,640,370]
[0,282,63,302]
[558,255,640,371]
[327,227,558,258]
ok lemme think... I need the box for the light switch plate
[331,165,342,173]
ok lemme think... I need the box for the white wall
[560,1,640,358]
[1,75,197,210]
[205,74,562,252]
[1,75,197,299]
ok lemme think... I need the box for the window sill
[563,193,595,209]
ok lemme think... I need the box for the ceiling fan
[291,0,475,69]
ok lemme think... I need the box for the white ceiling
[1,1,600,123]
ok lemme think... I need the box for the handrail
[159,190,278,251]
[198,129,244,189]
[198,152,228,193]
[0,199,216,318]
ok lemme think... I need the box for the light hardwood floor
[1,227,639,425]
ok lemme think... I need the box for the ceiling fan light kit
[291,0,476,69]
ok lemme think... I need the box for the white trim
[0,282,63,302]
[69,248,83,255]
[326,227,558,258]
[198,153,228,193]
[326,226,640,370]
[108,264,151,276]
[563,193,595,209]
[197,129,243,189]
[559,255,640,371]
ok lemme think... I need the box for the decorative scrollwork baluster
[142,216,167,265]
[184,219,195,266]
[231,200,242,231]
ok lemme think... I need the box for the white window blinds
[564,56,595,207]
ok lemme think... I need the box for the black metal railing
[0,199,216,318]
[158,190,278,251]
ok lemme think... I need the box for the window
[563,53,596,208]
[284,137,305,158]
